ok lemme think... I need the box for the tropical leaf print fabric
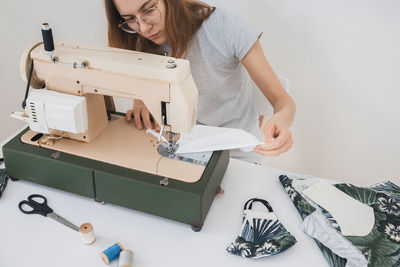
[279,174,400,267]
[0,167,8,199]
[227,198,296,259]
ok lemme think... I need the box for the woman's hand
[254,114,293,156]
[126,99,161,132]
[242,40,296,156]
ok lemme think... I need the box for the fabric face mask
[0,165,8,199]
[227,198,297,258]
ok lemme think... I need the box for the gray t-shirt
[162,8,264,163]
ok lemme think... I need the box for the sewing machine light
[25,89,88,134]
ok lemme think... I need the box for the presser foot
[157,143,211,166]
[157,141,179,159]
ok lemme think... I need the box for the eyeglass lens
[121,6,161,33]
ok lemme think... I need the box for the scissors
[18,194,79,232]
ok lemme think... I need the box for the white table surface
[0,132,328,267]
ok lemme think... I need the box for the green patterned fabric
[0,168,7,199]
[227,198,296,258]
[279,175,400,267]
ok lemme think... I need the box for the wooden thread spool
[79,223,96,245]
[101,242,124,264]
[118,249,134,267]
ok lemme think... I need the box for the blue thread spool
[101,242,124,264]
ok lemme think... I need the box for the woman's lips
[148,32,159,40]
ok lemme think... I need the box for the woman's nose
[139,21,152,34]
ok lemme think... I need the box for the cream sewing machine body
[18,40,197,139]
[3,25,229,231]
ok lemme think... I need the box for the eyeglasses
[118,0,162,33]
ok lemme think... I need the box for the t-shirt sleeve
[220,9,263,61]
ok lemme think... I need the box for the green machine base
[2,128,229,231]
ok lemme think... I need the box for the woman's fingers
[128,101,161,131]
[254,138,293,156]
[254,128,293,155]
[125,109,133,121]
[260,128,291,150]
[152,116,161,132]
[141,109,153,130]
[133,108,143,129]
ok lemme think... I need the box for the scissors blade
[47,212,79,232]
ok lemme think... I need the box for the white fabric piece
[302,212,368,267]
[291,176,335,211]
[175,125,263,154]
[146,128,168,143]
[346,261,366,267]
[291,176,332,192]
[303,180,374,237]
[173,151,213,163]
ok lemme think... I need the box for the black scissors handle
[18,194,53,216]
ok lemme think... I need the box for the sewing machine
[2,24,229,231]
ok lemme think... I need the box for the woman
[104,0,296,163]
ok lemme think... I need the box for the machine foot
[8,174,19,181]
[216,186,224,195]
[94,198,105,204]
[191,225,202,232]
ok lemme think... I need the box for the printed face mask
[227,198,297,259]
[0,167,8,199]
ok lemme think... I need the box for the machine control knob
[166,59,177,69]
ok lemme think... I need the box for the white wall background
[0,0,399,185]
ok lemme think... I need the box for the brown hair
[104,0,215,58]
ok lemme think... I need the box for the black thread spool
[41,23,55,59]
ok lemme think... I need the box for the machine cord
[155,155,163,175]
[22,60,34,109]
[44,134,65,145]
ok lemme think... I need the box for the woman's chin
[152,40,163,45]
[150,34,167,45]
